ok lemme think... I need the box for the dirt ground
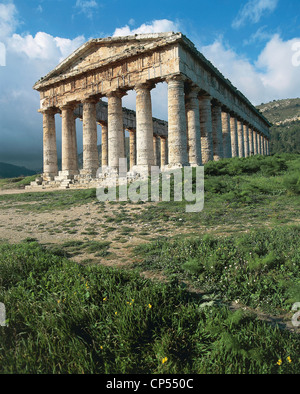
[0,186,298,333]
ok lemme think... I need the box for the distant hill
[0,162,37,179]
[77,137,130,169]
[256,98,300,154]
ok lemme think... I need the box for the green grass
[134,225,300,316]
[0,175,38,189]
[47,240,111,258]
[0,188,97,211]
[0,154,300,374]
[0,240,299,374]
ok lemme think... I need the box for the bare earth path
[0,186,298,333]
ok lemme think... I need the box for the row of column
[41,75,270,180]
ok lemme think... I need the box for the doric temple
[32,32,271,189]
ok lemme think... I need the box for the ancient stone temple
[32,32,271,189]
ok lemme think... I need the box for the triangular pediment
[34,32,181,89]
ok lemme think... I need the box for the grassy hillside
[256,98,300,154]
[0,162,37,179]
[0,153,299,374]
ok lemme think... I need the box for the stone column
[263,136,266,155]
[120,129,125,159]
[230,115,239,158]
[153,135,161,167]
[61,104,78,177]
[253,130,258,155]
[237,120,245,157]
[199,95,214,163]
[211,104,224,161]
[243,123,250,158]
[129,129,136,171]
[107,91,124,172]
[81,98,98,177]
[221,111,232,159]
[185,88,202,166]
[42,108,58,180]
[100,123,108,168]
[134,83,155,173]
[249,128,254,156]
[167,76,189,168]
[258,133,262,155]
[160,137,168,168]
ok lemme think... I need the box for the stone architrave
[32,33,272,188]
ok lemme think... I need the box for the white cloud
[113,19,180,37]
[0,2,18,41]
[8,32,85,62]
[256,34,300,99]
[243,26,274,45]
[201,34,300,105]
[0,3,86,169]
[75,0,98,19]
[232,0,278,29]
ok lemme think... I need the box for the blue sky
[0,0,300,169]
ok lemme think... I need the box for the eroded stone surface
[32,32,271,189]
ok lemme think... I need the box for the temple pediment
[33,32,181,89]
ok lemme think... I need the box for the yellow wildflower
[115,311,118,315]
[103,297,107,301]
[287,356,292,363]
[277,359,282,366]
[162,357,168,364]
[148,304,152,309]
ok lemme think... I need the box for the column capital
[199,93,212,102]
[106,89,127,99]
[98,121,108,127]
[134,82,155,92]
[39,107,59,115]
[185,85,201,100]
[165,74,187,84]
[82,96,99,105]
[60,102,77,111]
